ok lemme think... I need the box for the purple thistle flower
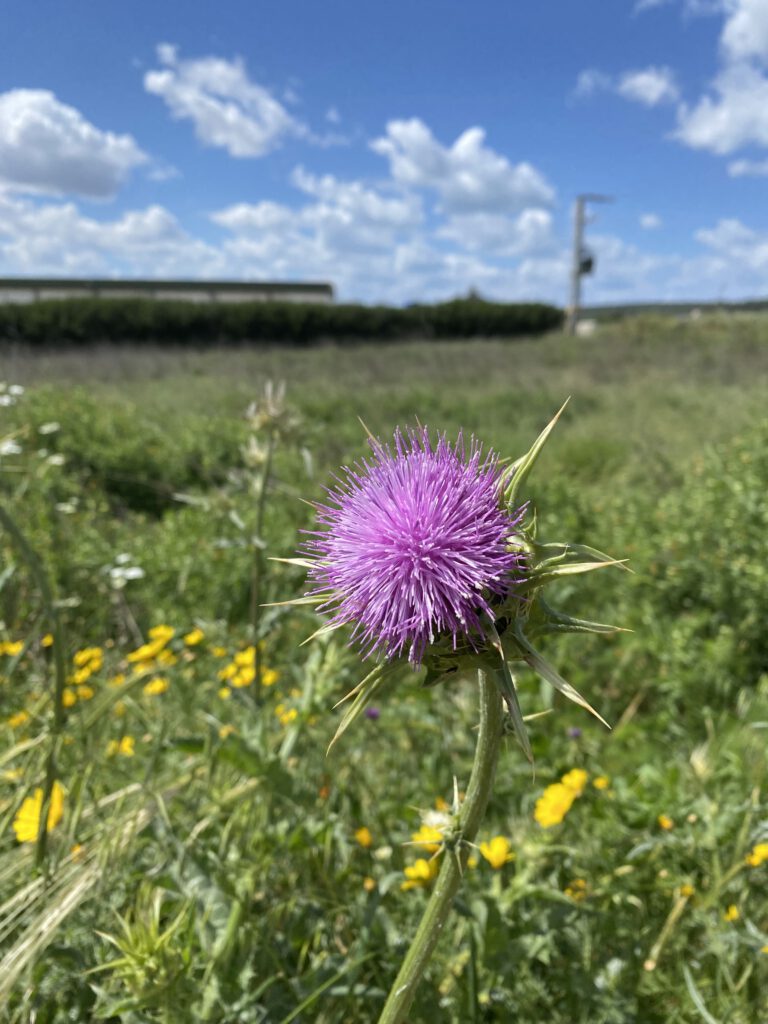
[304,427,526,665]
[365,706,381,720]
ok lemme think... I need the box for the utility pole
[566,193,612,335]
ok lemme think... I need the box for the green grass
[0,315,767,1022]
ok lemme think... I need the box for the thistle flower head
[304,427,526,664]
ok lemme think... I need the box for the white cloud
[721,0,768,63]
[575,66,679,106]
[144,44,306,157]
[0,89,147,198]
[325,106,341,124]
[674,1,768,155]
[617,67,680,106]
[675,63,768,153]
[727,156,768,176]
[574,69,612,98]
[0,193,221,277]
[370,118,555,213]
[437,209,555,257]
[640,213,662,229]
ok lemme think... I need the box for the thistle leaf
[486,620,533,764]
[536,541,633,572]
[327,665,395,754]
[537,597,630,635]
[502,399,569,506]
[511,624,611,730]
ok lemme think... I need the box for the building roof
[0,278,333,295]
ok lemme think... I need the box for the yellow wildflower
[127,639,166,663]
[71,843,85,861]
[1,641,23,657]
[218,724,236,740]
[724,904,740,922]
[261,667,279,687]
[212,645,227,658]
[113,700,126,717]
[561,768,588,795]
[680,884,695,898]
[467,855,479,869]
[401,857,440,891]
[355,827,373,848]
[534,783,577,828]
[76,684,94,701]
[143,677,169,696]
[218,663,237,681]
[479,836,515,869]
[234,646,255,667]
[184,627,204,646]
[411,824,444,853]
[7,710,30,729]
[761,945,768,954]
[232,666,255,688]
[218,686,232,700]
[73,647,102,669]
[593,776,610,790]
[41,633,54,648]
[62,687,77,708]
[148,624,174,644]
[658,814,674,831]
[275,704,297,726]
[156,649,178,667]
[363,876,376,892]
[565,878,588,902]
[106,736,135,757]
[746,843,768,867]
[13,780,65,843]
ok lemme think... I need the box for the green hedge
[0,296,563,346]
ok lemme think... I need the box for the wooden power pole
[566,193,612,335]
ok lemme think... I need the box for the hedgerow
[0,296,563,346]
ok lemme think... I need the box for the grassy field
[1,314,767,1022]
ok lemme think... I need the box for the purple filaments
[304,427,526,665]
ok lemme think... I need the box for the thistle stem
[377,668,504,1024]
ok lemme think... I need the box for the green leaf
[510,624,611,729]
[682,965,721,1024]
[485,620,533,764]
[327,663,396,754]
[501,399,569,505]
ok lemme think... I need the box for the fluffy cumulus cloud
[0,192,221,277]
[144,44,306,157]
[617,67,680,106]
[675,1,768,154]
[370,119,554,213]
[676,63,768,152]
[0,89,147,198]
[575,66,679,106]
[437,209,556,258]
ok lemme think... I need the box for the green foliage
[0,320,767,1022]
[0,296,563,347]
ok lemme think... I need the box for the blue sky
[2,0,768,305]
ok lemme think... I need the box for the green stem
[250,428,276,687]
[378,668,503,1024]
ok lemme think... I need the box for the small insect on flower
[304,427,526,665]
